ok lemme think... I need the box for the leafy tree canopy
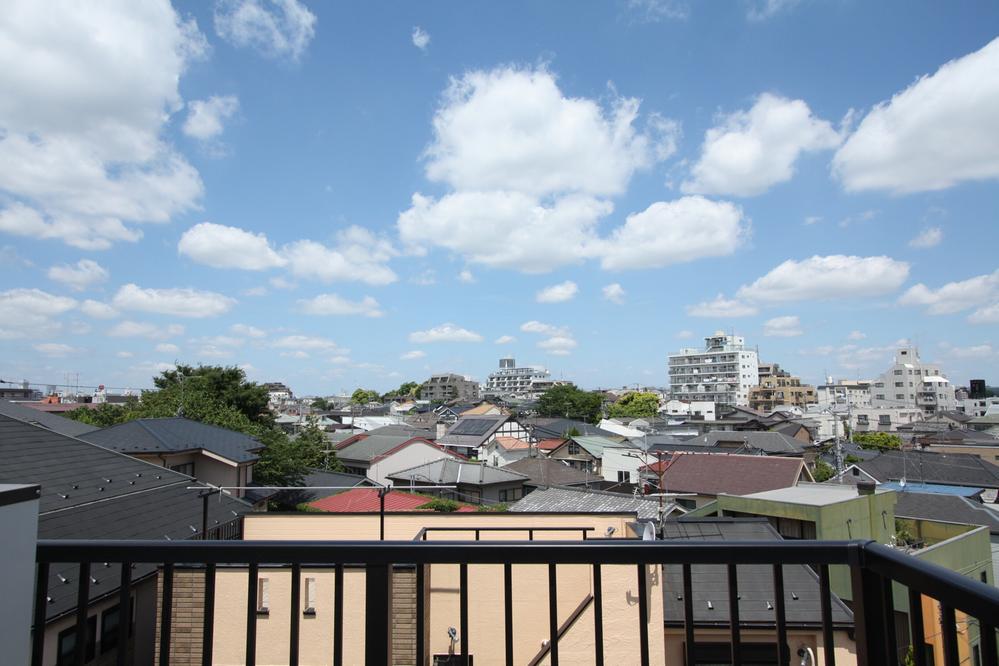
[536,385,603,424]
[310,396,330,411]
[812,461,835,482]
[853,431,903,451]
[293,416,344,473]
[351,388,381,405]
[606,392,660,419]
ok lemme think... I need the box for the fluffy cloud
[848,330,867,341]
[746,0,799,21]
[939,343,995,359]
[833,37,999,194]
[183,95,240,140]
[400,350,426,360]
[495,335,516,344]
[899,269,999,315]
[230,324,266,338]
[408,324,483,344]
[34,342,79,357]
[627,0,690,22]
[969,303,999,325]
[520,320,577,355]
[400,191,610,272]
[909,227,943,249]
[0,288,76,339]
[282,226,398,285]
[0,1,205,249]
[108,320,184,339]
[156,343,180,353]
[272,335,343,352]
[214,0,316,61]
[298,294,384,317]
[178,222,286,270]
[597,196,747,269]
[763,315,803,337]
[47,259,109,291]
[536,281,578,303]
[112,283,236,318]
[457,270,475,284]
[411,26,430,50]
[80,300,119,319]
[736,255,910,303]
[682,94,840,196]
[686,295,758,318]
[603,283,626,304]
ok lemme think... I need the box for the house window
[257,577,270,614]
[567,442,581,455]
[169,462,194,477]
[856,415,869,425]
[100,605,120,654]
[878,415,892,426]
[57,616,96,666]
[617,470,631,483]
[498,488,522,502]
[304,577,316,615]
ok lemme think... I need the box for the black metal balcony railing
[33,538,999,666]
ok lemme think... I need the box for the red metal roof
[309,487,477,513]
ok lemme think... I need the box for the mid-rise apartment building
[482,357,554,398]
[668,332,759,406]
[748,362,817,412]
[816,379,872,409]
[420,373,480,403]
[870,347,956,416]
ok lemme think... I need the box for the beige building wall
[664,627,857,666]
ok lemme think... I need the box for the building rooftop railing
[32,537,999,666]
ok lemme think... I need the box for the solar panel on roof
[449,419,496,436]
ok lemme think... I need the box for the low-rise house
[0,412,249,664]
[387,458,529,504]
[662,519,855,663]
[80,417,263,498]
[334,428,458,485]
[437,414,528,458]
[685,430,811,458]
[502,456,597,492]
[838,449,999,497]
[308,487,477,512]
[481,435,531,466]
[547,434,635,475]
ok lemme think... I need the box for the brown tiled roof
[651,453,807,496]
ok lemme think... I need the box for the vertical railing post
[245,563,257,666]
[202,563,216,666]
[980,622,997,666]
[637,564,649,666]
[74,562,91,666]
[333,564,343,666]
[159,563,174,666]
[773,564,789,666]
[727,564,741,666]
[593,563,604,666]
[417,564,426,666]
[504,563,513,666]
[682,563,695,666]
[850,553,888,666]
[819,564,836,666]
[365,564,393,665]
[289,563,301,666]
[460,563,469,664]
[31,561,49,666]
[548,563,559,666]
[881,576,899,665]
[939,605,959,666]
[908,587,926,666]
[117,562,132,666]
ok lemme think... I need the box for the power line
[0,377,154,393]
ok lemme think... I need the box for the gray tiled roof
[501,457,594,487]
[0,399,98,437]
[388,458,528,486]
[689,431,807,454]
[0,413,250,622]
[662,519,853,627]
[81,417,263,463]
[894,492,999,535]
[858,450,999,488]
[337,432,435,462]
[509,485,675,520]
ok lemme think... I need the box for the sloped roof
[536,437,568,451]
[689,431,808,454]
[81,417,263,464]
[309,487,476,512]
[502,457,595,487]
[857,450,999,489]
[662,519,853,627]
[0,399,98,437]
[0,413,250,623]
[894,493,999,535]
[439,415,508,448]
[492,436,530,451]
[509,485,680,520]
[570,434,633,457]
[648,453,807,496]
[388,458,529,486]
[523,418,620,439]
[336,433,442,463]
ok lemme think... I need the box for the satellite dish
[899,478,906,488]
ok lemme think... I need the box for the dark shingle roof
[502,457,594,487]
[0,399,99,437]
[0,414,250,622]
[689,431,807,454]
[894,492,999,535]
[80,417,263,463]
[509,485,679,520]
[858,450,999,489]
[662,519,853,627]
[656,453,807,496]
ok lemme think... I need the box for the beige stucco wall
[664,626,857,666]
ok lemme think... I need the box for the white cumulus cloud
[298,294,384,317]
[179,222,286,270]
[0,288,76,339]
[409,324,483,344]
[495,335,516,344]
[113,284,235,318]
[47,259,109,291]
[411,26,430,50]
[899,269,999,315]
[214,0,316,61]
[909,227,943,249]
[183,95,240,140]
[682,93,840,196]
[536,281,578,303]
[736,255,910,303]
[520,320,577,356]
[833,37,999,194]
[230,323,266,338]
[400,350,426,360]
[969,303,999,325]
[156,343,180,354]
[763,315,803,337]
[602,283,626,304]
[34,342,79,357]
[80,300,119,320]
[272,334,343,352]
[282,226,398,285]
[686,295,759,318]
[108,320,184,339]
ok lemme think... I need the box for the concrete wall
[601,447,644,483]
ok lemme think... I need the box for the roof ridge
[135,418,174,449]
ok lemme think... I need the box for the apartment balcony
[26,532,999,666]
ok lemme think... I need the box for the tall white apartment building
[667,332,759,406]
[482,358,552,398]
[870,347,956,415]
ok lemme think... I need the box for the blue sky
[1,0,998,396]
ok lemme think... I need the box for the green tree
[154,364,271,425]
[853,432,903,451]
[294,417,344,472]
[537,385,603,424]
[311,397,330,411]
[383,381,420,400]
[812,461,836,482]
[845,454,862,465]
[418,497,462,512]
[351,388,381,405]
[253,428,310,488]
[606,392,660,419]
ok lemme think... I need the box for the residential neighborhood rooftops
[647,453,811,497]
[0,399,98,437]
[689,431,808,454]
[502,457,597,488]
[737,482,890,506]
[894,493,999,535]
[335,432,442,463]
[80,417,263,464]
[856,449,999,489]
[388,458,529,486]
[309,487,477,512]
[509,485,681,520]
[880,481,983,497]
